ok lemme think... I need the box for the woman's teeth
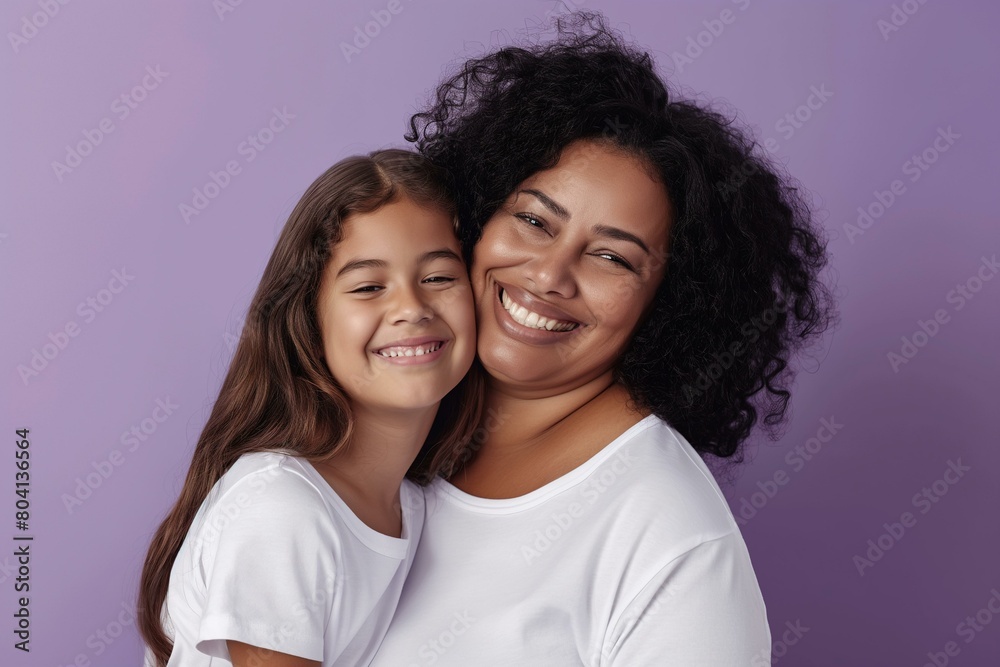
[376,342,442,358]
[500,288,578,332]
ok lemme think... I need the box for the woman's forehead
[511,141,671,242]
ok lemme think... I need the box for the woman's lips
[490,281,583,345]
[495,281,582,325]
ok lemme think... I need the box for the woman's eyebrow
[592,224,650,254]
[520,188,569,219]
[519,188,650,255]
[336,249,462,279]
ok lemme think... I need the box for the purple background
[2,1,998,665]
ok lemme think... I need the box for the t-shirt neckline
[296,457,415,558]
[432,413,660,513]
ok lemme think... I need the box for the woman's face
[470,139,671,395]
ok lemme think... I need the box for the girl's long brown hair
[137,149,485,666]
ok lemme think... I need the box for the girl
[138,149,484,667]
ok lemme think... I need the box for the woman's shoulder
[613,414,719,480]
[600,414,740,538]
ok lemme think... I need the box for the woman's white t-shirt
[370,414,772,666]
[149,451,424,666]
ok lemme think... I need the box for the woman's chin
[476,345,569,392]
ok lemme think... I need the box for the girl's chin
[356,399,446,415]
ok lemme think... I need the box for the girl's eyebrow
[335,249,462,279]
[336,258,385,278]
[421,248,464,264]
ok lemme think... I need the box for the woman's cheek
[607,272,651,321]
[485,221,525,261]
[585,275,625,322]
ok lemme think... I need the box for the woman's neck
[478,371,632,455]
[447,373,648,498]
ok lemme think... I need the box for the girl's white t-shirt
[370,414,772,667]
[149,451,424,667]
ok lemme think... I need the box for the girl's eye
[349,285,382,294]
[424,276,456,284]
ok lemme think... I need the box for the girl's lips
[491,282,583,345]
[373,335,447,351]
[371,339,450,366]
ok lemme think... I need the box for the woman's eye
[595,253,635,271]
[515,213,545,230]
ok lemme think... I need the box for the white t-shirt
[149,451,424,666]
[370,414,772,666]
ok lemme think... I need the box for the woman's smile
[490,280,584,345]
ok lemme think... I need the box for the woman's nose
[523,241,578,298]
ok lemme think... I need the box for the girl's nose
[389,284,434,324]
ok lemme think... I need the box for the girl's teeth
[500,288,577,332]
[378,342,442,357]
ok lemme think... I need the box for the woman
[371,13,836,666]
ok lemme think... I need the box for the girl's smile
[371,336,450,364]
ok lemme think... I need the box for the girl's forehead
[326,202,463,272]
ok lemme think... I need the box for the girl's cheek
[435,283,473,313]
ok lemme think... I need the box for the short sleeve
[194,466,338,662]
[601,531,772,667]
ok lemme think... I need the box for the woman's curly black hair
[405,12,838,471]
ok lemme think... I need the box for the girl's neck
[313,404,437,536]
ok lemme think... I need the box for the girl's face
[316,195,476,414]
[470,139,671,395]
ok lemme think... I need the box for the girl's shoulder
[219,450,299,484]
[214,453,425,529]
[225,450,292,477]
[205,451,330,516]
